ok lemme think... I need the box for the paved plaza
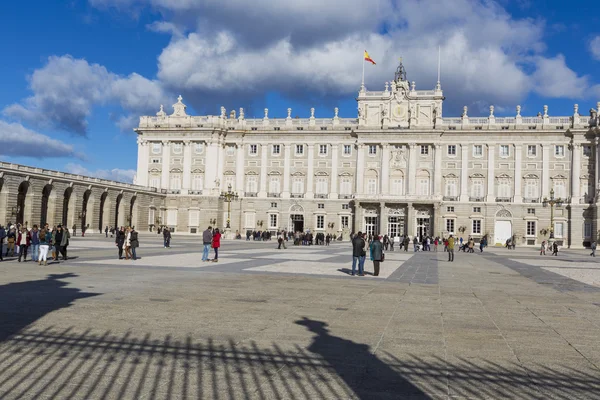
[0,235,599,399]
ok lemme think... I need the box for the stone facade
[0,162,165,233]
[134,62,600,247]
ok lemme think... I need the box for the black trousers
[54,245,61,260]
[18,245,28,261]
[373,261,380,276]
[118,246,123,259]
[60,245,68,260]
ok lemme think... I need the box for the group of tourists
[0,222,70,265]
[540,240,560,256]
[113,226,140,260]
[351,232,385,276]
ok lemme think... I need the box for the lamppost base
[224,227,234,239]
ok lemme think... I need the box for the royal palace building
[134,62,600,247]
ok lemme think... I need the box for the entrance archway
[129,195,137,228]
[289,204,305,232]
[81,190,91,232]
[62,187,73,226]
[98,191,108,231]
[115,193,123,228]
[17,181,29,225]
[41,184,53,226]
[494,209,513,245]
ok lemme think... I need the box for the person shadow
[296,317,429,399]
[0,273,99,343]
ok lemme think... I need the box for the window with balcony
[471,180,484,199]
[246,176,257,193]
[416,170,430,195]
[269,177,280,194]
[292,178,304,194]
[316,178,328,195]
[149,176,160,189]
[553,180,566,199]
[340,178,352,195]
[192,175,203,191]
[367,179,377,195]
[524,180,538,200]
[170,174,181,190]
[391,178,404,195]
[445,179,458,197]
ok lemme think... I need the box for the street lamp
[542,188,563,239]
[219,184,239,229]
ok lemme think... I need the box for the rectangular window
[318,203,325,209]
[173,143,183,154]
[224,176,234,191]
[296,144,304,155]
[246,176,257,193]
[195,143,204,154]
[192,175,203,191]
[272,144,281,155]
[249,144,258,155]
[152,143,162,154]
[472,220,481,234]
[446,219,455,234]
[527,208,535,215]
[151,158,160,164]
[420,145,429,155]
[343,145,352,155]
[170,174,181,190]
[292,178,304,194]
[269,177,280,193]
[189,210,199,227]
[269,214,278,229]
[226,146,235,156]
[583,145,592,157]
[446,206,455,213]
[584,222,592,238]
[471,181,484,198]
[319,144,328,155]
[317,215,325,229]
[341,216,349,228]
[555,145,565,157]
[316,178,328,194]
[473,207,481,213]
[167,209,178,226]
[527,145,537,157]
[499,145,509,157]
[418,179,429,195]
[340,178,352,195]
[447,145,456,156]
[150,176,160,189]
[391,178,403,195]
[367,178,377,195]
[342,204,350,210]
[525,181,538,199]
[527,221,536,236]
[270,202,278,208]
[473,145,483,157]
[553,181,566,199]
[368,145,377,155]
[554,222,564,238]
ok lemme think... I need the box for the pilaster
[408,143,417,195]
[434,143,442,197]
[486,145,495,202]
[513,144,522,203]
[306,144,315,199]
[459,143,469,201]
[572,143,581,202]
[407,203,414,237]
[283,144,291,198]
[380,202,388,235]
[136,138,149,187]
[542,144,550,198]
[356,144,365,194]
[330,145,339,198]
[182,140,192,195]
[381,144,390,195]
[161,141,170,190]
[259,144,268,197]
[235,143,245,192]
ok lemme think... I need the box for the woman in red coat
[211,228,221,262]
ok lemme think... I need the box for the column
[135,139,149,186]
[408,143,417,195]
[381,144,390,195]
[571,143,581,202]
[513,145,522,203]
[330,145,339,199]
[306,144,315,198]
[235,143,245,192]
[216,139,225,191]
[595,139,600,196]
[460,143,469,201]
[486,145,495,202]
[283,144,291,198]
[542,144,550,198]
[259,143,268,197]
[434,143,442,196]
[407,203,414,237]
[161,140,170,190]
[182,140,192,194]
[205,140,218,191]
[380,202,387,235]
[356,144,365,194]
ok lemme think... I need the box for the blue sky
[2,0,600,182]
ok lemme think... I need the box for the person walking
[351,231,366,276]
[552,241,559,256]
[447,235,455,262]
[60,227,71,260]
[434,237,438,252]
[54,225,64,262]
[130,227,139,260]
[115,227,125,259]
[468,238,475,253]
[163,227,171,248]
[124,227,132,260]
[591,241,597,257]
[6,227,16,257]
[17,227,31,262]
[540,240,546,256]
[202,226,212,261]
[370,235,384,277]
[38,227,52,265]
[211,228,221,262]
[105,226,109,238]
[30,225,40,262]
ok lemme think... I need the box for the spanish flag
[364,50,376,65]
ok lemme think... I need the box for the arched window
[364,170,378,195]
[417,170,430,196]
[340,176,352,195]
[246,176,258,193]
[390,170,404,195]
[316,177,328,194]
[192,174,204,191]
[269,176,281,193]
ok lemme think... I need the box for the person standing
[130,227,139,260]
[370,235,384,277]
[72,224,77,237]
[6,227,16,257]
[447,235,455,262]
[0,225,5,261]
[591,241,597,257]
[105,226,109,238]
[202,226,212,261]
[351,231,366,276]
[60,227,71,261]
[115,227,125,259]
[540,240,546,256]
[552,241,559,256]
[211,228,221,262]
[17,227,31,262]
[434,237,439,252]
[163,227,171,248]
[124,227,132,260]
[30,225,40,262]
[38,227,51,265]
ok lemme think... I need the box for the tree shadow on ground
[0,273,99,343]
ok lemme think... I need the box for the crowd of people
[0,222,71,265]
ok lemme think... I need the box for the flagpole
[361,50,365,90]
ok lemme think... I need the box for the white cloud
[4,55,167,135]
[590,36,600,61]
[0,120,84,159]
[532,55,590,98]
[65,163,136,183]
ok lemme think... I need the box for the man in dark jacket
[130,228,139,260]
[54,226,64,262]
[351,231,366,276]
[115,227,125,259]
[370,236,384,276]
[202,226,213,261]
[163,227,171,248]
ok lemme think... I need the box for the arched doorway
[98,191,108,231]
[41,184,53,226]
[494,209,513,245]
[129,195,137,228]
[62,187,73,226]
[289,204,304,232]
[81,190,91,232]
[16,181,29,225]
[115,193,123,228]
